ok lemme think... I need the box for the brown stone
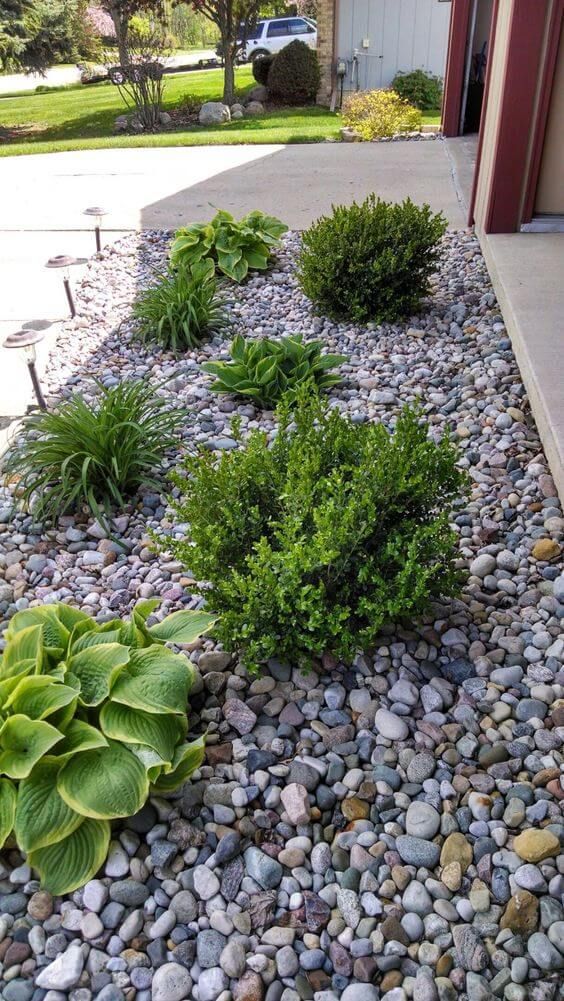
[206,742,233,765]
[531,539,561,561]
[436,953,453,977]
[342,797,369,821]
[381,971,404,991]
[307,969,331,992]
[532,768,559,787]
[381,915,410,946]
[441,861,462,891]
[500,891,539,938]
[513,829,560,862]
[3,942,32,967]
[353,955,379,981]
[551,705,564,728]
[546,779,564,800]
[233,970,265,1001]
[441,832,473,872]
[27,890,53,921]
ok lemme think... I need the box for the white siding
[337,0,451,92]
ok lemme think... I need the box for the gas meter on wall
[362,38,370,49]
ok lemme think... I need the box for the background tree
[190,0,261,105]
[0,0,45,72]
[99,0,168,65]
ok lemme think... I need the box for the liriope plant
[0,600,215,895]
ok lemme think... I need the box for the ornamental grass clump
[202,333,345,408]
[0,600,215,894]
[168,389,467,673]
[343,88,422,140]
[298,195,447,324]
[171,209,288,283]
[4,380,183,526]
[134,259,229,351]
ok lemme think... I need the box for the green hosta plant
[202,333,346,409]
[170,209,288,283]
[134,259,229,351]
[0,600,215,895]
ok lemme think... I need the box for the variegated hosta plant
[0,601,215,895]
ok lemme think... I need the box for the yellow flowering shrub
[343,89,422,140]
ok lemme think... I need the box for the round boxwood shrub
[268,39,320,104]
[297,194,447,324]
[252,53,274,86]
[167,389,467,674]
[392,69,443,110]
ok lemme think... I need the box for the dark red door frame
[521,0,564,223]
[468,0,499,225]
[442,0,472,136]
[482,1,554,233]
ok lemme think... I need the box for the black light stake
[84,206,108,253]
[45,255,82,318]
[3,329,47,411]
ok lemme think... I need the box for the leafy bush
[202,333,345,408]
[252,53,273,86]
[171,209,288,283]
[343,89,422,140]
[392,69,442,110]
[168,390,466,673]
[134,259,229,351]
[0,600,214,894]
[297,195,447,324]
[268,39,320,104]
[4,381,183,525]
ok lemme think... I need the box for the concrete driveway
[0,140,466,429]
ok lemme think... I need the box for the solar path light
[84,206,108,253]
[3,328,47,411]
[45,255,83,318]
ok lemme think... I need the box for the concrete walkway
[0,140,464,443]
[480,232,564,502]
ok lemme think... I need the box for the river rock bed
[0,230,563,1001]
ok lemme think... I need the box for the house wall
[317,0,337,104]
[316,0,450,103]
[535,21,564,215]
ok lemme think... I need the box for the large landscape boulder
[245,100,265,117]
[247,83,268,103]
[199,102,231,125]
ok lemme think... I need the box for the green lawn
[0,66,440,157]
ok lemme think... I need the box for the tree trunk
[109,6,129,66]
[222,40,235,106]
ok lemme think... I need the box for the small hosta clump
[202,332,345,408]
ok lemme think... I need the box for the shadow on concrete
[140,142,467,231]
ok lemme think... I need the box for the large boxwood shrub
[0,601,214,894]
[297,195,447,324]
[167,390,466,673]
[268,39,320,104]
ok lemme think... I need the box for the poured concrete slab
[0,142,466,233]
[480,232,564,501]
